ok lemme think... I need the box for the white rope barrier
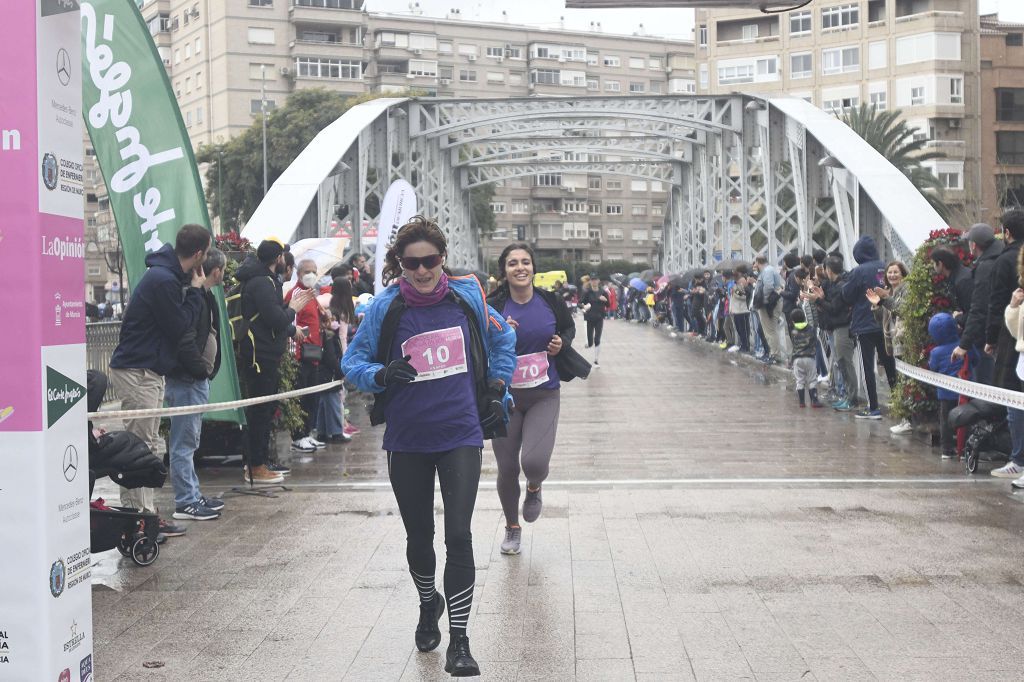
[88,380,345,421]
[895,360,1024,410]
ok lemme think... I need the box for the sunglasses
[400,253,443,271]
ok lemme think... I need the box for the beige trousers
[109,367,165,513]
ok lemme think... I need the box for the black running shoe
[415,593,445,652]
[444,634,480,677]
[267,461,291,475]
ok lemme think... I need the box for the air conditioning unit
[948,119,962,129]
[439,78,451,85]
[495,55,504,63]
[566,186,576,193]
[280,66,291,76]
[412,48,423,55]
[558,56,566,63]
[162,58,171,66]
[467,54,476,61]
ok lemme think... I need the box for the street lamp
[217,147,224,234]
[261,64,268,197]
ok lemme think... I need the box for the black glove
[479,380,508,438]
[375,355,418,388]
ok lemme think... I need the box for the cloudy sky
[364,0,1024,40]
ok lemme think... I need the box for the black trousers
[242,360,280,467]
[586,318,604,347]
[733,313,751,352]
[291,359,319,440]
[939,398,957,456]
[858,330,897,411]
[388,446,481,635]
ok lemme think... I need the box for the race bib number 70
[512,351,550,389]
[401,326,469,382]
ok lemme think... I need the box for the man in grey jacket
[753,255,788,363]
[951,224,1002,385]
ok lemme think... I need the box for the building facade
[697,0,981,221]
[980,14,1024,221]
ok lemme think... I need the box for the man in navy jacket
[108,224,210,533]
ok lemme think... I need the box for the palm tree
[839,104,950,221]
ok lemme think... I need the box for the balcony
[290,39,364,59]
[893,10,965,31]
[289,1,364,26]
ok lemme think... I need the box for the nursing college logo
[79,654,93,682]
[49,559,66,598]
[42,153,58,190]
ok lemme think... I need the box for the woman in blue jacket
[342,217,515,678]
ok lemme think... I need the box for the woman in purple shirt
[342,218,516,678]
[487,243,590,556]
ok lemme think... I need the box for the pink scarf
[399,272,450,307]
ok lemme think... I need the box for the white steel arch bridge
[241,94,947,271]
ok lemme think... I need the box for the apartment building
[696,0,981,220]
[123,0,695,267]
[980,13,1024,221]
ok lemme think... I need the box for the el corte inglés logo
[47,367,84,428]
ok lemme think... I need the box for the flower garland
[890,227,974,421]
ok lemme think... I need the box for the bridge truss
[243,94,945,271]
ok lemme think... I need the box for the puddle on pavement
[314,509,393,517]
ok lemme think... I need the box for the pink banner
[0,2,40,431]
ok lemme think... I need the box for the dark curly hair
[381,215,450,286]
[497,242,537,282]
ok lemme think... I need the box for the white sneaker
[817,375,829,384]
[1011,475,1024,489]
[727,345,739,353]
[889,420,913,435]
[290,437,317,453]
[991,462,1024,478]
[307,435,327,450]
[670,332,678,338]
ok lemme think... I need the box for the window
[509,72,523,85]
[506,46,523,59]
[936,167,962,190]
[250,99,276,114]
[588,177,601,190]
[294,0,361,6]
[536,174,561,187]
[564,200,587,214]
[822,4,859,30]
[633,229,648,242]
[296,58,362,79]
[248,27,275,45]
[741,24,758,41]
[606,204,623,215]
[87,265,102,277]
[869,88,887,110]
[147,12,171,35]
[185,43,191,60]
[511,200,529,214]
[869,41,887,70]
[606,180,622,190]
[586,78,599,91]
[790,53,812,79]
[174,49,180,65]
[648,58,662,70]
[822,46,860,74]
[631,205,647,216]
[949,77,963,104]
[195,71,202,89]
[718,64,754,84]
[487,71,504,83]
[911,86,924,105]
[896,32,961,65]
[699,64,708,88]
[630,180,647,191]
[560,70,586,87]
[604,80,621,92]
[650,181,663,191]
[409,60,438,77]
[185,110,192,126]
[489,202,506,214]
[537,223,561,239]
[185,77,191,93]
[587,51,599,66]
[822,96,858,112]
[756,57,778,77]
[649,80,662,94]
[486,46,504,58]
[629,57,645,69]
[588,202,602,215]
[459,69,476,82]
[997,89,1024,121]
[408,33,437,50]
[652,204,664,217]
[607,228,624,240]
[698,26,708,46]
[439,40,453,53]
[458,44,478,57]
[1007,33,1024,47]
[790,11,811,35]
[196,37,202,54]
[670,78,696,94]
[997,132,1024,165]
[629,82,645,93]
[603,56,620,67]
[530,69,558,85]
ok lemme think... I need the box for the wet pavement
[91,318,1024,681]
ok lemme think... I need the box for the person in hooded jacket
[807,254,859,410]
[927,313,976,460]
[841,235,896,420]
[952,224,1003,386]
[165,248,227,521]
[235,239,315,484]
[108,224,210,535]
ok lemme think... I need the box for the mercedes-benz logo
[62,444,78,482]
[56,48,71,86]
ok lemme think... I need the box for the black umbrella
[714,258,748,273]
[609,272,627,286]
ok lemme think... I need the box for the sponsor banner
[374,179,418,294]
[81,0,243,422]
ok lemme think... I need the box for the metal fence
[86,322,121,402]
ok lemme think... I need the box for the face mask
[301,273,318,288]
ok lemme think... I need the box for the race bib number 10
[512,351,551,389]
[401,326,469,382]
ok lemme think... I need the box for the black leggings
[586,318,604,347]
[242,362,279,467]
[858,331,897,410]
[388,446,480,636]
[733,313,750,352]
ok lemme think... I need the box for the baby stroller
[87,370,168,566]
[948,398,1011,474]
